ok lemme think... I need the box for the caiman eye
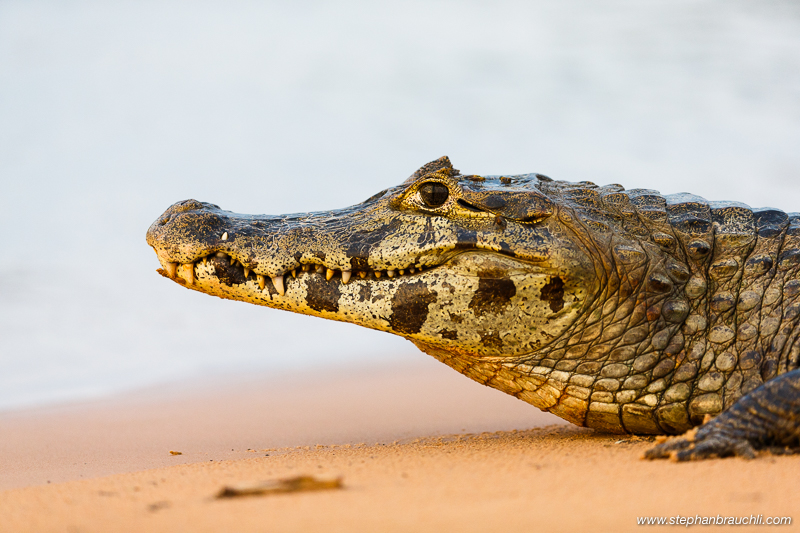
[419,182,450,208]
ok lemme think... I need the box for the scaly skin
[147,157,800,459]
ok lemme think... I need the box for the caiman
[146,156,800,460]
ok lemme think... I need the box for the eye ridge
[419,182,450,208]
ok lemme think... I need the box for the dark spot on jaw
[210,256,246,286]
[358,284,371,303]
[479,331,503,349]
[468,276,516,317]
[438,329,458,340]
[389,281,437,335]
[305,275,341,313]
[349,254,370,271]
[540,276,565,313]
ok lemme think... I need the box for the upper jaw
[152,248,438,297]
[146,199,453,292]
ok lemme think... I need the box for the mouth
[154,242,589,361]
[159,250,434,296]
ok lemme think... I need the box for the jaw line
[156,249,564,333]
[155,247,443,299]
[155,253,453,333]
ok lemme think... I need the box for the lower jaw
[159,256,418,333]
[157,250,582,359]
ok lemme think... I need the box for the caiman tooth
[243,267,250,278]
[315,265,325,274]
[326,268,335,281]
[341,270,351,284]
[374,271,382,279]
[387,269,395,278]
[185,263,195,285]
[409,268,415,274]
[230,255,237,266]
[398,269,404,275]
[291,269,297,278]
[165,262,178,277]
[257,274,266,290]
[202,256,207,265]
[272,275,285,296]
[302,265,310,272]
[221,232,228,241]
[358,271,366,279]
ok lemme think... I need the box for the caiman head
[148,156,670,432]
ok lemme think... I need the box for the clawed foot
[644,369,800,461]
[644,427,800,461]
[643,417,759,461]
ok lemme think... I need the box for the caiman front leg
[644,369,800,461]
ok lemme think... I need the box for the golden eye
[418,182,449,208]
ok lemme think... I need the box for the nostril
[159,215,172,226]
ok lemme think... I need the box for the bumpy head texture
[147,156,800,435]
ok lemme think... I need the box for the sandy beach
[1,358,797,532]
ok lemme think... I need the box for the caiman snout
[146,196,441,294]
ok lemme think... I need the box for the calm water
[2,0,800,410]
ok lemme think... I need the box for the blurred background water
[1,0,799,410]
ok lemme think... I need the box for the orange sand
[1,359,797,532]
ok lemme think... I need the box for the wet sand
[1,358,797,532]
